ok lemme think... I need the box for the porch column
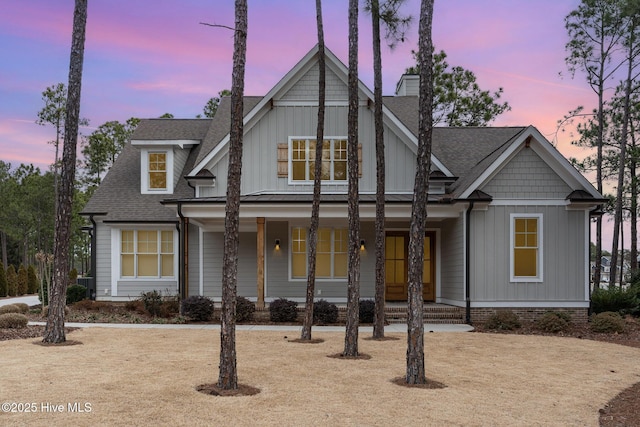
[256,217,265,308]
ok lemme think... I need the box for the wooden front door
[384,231,435,302]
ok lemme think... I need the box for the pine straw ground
[1,325,640,426]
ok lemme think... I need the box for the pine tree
[6,265,17,297]
[27,265,38,294]
[0,263,7,297]
[43,0,88,344]
[17,264,28,296]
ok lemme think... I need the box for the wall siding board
[202,232,223,298]
[238,232,258,298]
[438,217,464,302]
[470,205,587,303]
[187,224,200,296]
[173,147,190,189]
[95,222,112,298]
[199,61,419,197]
[482,148,572,198]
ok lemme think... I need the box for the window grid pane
[120,229,175,278]
[148,152,167,189]
[292,227,307,278]
[291,139,347,181]
[513,218,539,277]
[291,227,348,279]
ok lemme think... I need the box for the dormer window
[140,148,174,194]
[149,152,167,190]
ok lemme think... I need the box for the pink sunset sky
[0,0,624,250]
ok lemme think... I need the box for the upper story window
[148,152,167,190]
[140,149,174,194]
[510,213,543,282]
[290,138,347,182]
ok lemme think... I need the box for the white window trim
[289,226,348,281]
[510,213,543,282]
[112,227,178,281]
[141,148,174,194]
[287,136,348,185]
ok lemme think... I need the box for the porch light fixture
[360,239,366,251]
[275,239,280,250]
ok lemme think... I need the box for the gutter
[465,201,474,325]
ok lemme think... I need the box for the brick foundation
[470,307,589,325]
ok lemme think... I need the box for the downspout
[177,203,187,302]
[89,214,97,300]
[465,201,474,325]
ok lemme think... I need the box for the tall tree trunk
[406,0,434,385]
[343,0,361,357]
[609,17,636,287]
[218,0,248,390]
[630,122,638,273]
[43,0,87,344]
[371,0,386,339]
[301,0,326,341]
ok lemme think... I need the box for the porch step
[385,305,465,325]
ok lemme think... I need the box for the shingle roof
[383,95,527,197]
[82,119,210,222]
[84,95,532,221]
[131,118,211,140]
[195,96,263,166]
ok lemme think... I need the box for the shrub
[66,284,87,304]
[484,310,521,330]
[536,312,570,333]
[140,290,163,317]
[12,303,29,314]
[0,313,29,329]
[313,299,338,324]
[0,263,7,297]
[181,295,215,321]
[16,265,28,296]
[236,296,255,322]
[6,265,17,297]
[69,268,78,284]
[359,299,375,324]
[591,286,639,315]
[590,311,626,334]
[27,265,38,294]
[161,294,181,318]
[73,299,108,312]
[125,299,146,314]
[0,304,21,315]
[269,298,298,322]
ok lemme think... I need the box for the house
[81,46,605,323]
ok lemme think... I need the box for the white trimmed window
[290,138,347,182]
[141,149,174,194]
[510,214,543,282]
[121,229,175,278]
[291,227,348,279]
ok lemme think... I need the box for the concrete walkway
[2,295,474,332]
[0,295,40,307]
[27,321,473,333]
